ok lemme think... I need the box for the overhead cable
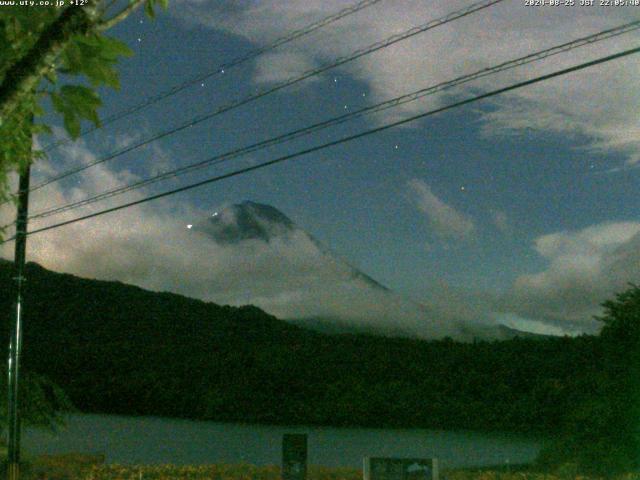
[28,0,505,193]
[1,44,636,244]
[23,19,640,223]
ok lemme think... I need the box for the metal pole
[6,161,30,480]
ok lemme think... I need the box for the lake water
[23,413,543,469]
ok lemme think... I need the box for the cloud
[4,141,637,340]
[0,140,483,340]
[499,222,640,332]
[172,0,640,166]
[407,179,475,241]
[253,51,320,85]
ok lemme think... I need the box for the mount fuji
[190,201,519,340]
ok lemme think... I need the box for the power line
[27,0,504,194]
[23,19,640,224]
[41,0,386,153]
[2,44,637,245]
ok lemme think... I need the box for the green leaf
[63,110,81,139]
[49,85,102,139]
[50,92,64,113]
[86,62,121,89]
[44,67,57,84]
[60,42,84,74]
[145,0,156,19]
[157,0,169,9]
[99,35,134,59]
[60,85,102,116]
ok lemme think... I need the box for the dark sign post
[282,433,307,480]
[364,457,438,480]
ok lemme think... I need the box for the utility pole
[6,156,31,480]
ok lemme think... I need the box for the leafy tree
[538,284,640,476]
[0,0,168,206]
[0,0,168,435]
[0,367,73,432]
[598,283,640,343]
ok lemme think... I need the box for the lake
[23,413,544,469]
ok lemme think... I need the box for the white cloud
[253,51,320,85]
[0,140,484,340]
[501,221,640,331]
[172,0,640,166]
[407,178,475,240]
[4,141,638,340]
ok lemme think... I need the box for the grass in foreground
[9,454,640,480]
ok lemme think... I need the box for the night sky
[1,0,639,337]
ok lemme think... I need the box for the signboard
[363,457,438,480]
[282,433,307,480]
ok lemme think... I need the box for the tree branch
[96,0,145,32]
[0,2,101,125]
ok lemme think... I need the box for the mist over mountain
[0,200,537,341]
[191,201,528,341]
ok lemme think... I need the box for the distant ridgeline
[0,259,605,433]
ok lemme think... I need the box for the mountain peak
[199,201,295,244]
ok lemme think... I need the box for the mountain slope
[192,201,511,340]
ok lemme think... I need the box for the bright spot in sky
[212,212,218,217]
[362,92,366,97]
[394,145,399,149]
[187,224,193,229]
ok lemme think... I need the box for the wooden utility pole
[6,159,31,480]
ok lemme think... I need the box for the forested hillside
[0,260,604,435]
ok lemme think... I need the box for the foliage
[0,0,166,205]
[537,284,640,476]
[597,284,640,343]
[0,366,73,432]
[0,267,74,432]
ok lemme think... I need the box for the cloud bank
[173,0,640,167]
[501,222,640,333]
[0,142,474,340]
